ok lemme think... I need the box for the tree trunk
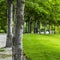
[30,22,32,33]
[49,24,51,34]
[54,24,56,34]
[13,4,16,34]
[39,22,41,34]
[34,19,38,33]
[6,0,13,47]
[37,21,40,34]
[12,0,25,60]
[44,22,46,34]
[28,16,31,33]
[58,25,60,33]
[26,21,28,33]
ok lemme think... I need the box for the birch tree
[6,0,13,47]
[12,0,25,60]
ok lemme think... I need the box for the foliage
[25,0,60,24]
[0,0,60,33]
[0,0,7,33]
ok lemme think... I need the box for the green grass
[0,54,12,58]
[23,34,60,60]
[0,48,5,52]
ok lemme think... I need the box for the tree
[6,0,13,47]
[12,0,25,60]
[0,0,7,33]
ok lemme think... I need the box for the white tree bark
[12,0,25,60]
[6,0,13,47]
[13,4,16,34]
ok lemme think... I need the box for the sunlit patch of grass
[0,54,12,58]
[0,48,5,52]
[23,34,60,60]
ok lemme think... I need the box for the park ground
[0,34,60,60]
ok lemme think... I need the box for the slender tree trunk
[6,1,13,47]
[37,21,40,34]
[39,21,41,34]
[28,16,31,33]
[30,22,32,33]
[44,22,46,34]
[26,21,28,33]
[59,25,60,33]
[34,19,38,33]
[54,24,56,34]
[49,24,51,34]
[13,4,16,34]
[12,0,25,60]
[34,20,35,33]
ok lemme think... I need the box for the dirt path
[0,34,12,60]
[0,34,6,48]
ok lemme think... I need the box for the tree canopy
[0,0,60,33]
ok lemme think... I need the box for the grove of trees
[0,0,60,34]
[24,0,60,34]
[0,0,60,60]
[0,0,25,60]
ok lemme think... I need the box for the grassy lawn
[23,34,60,60]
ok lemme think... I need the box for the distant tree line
[0,0,60,60]
[24,0,60,34]
[0,0,60,34]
